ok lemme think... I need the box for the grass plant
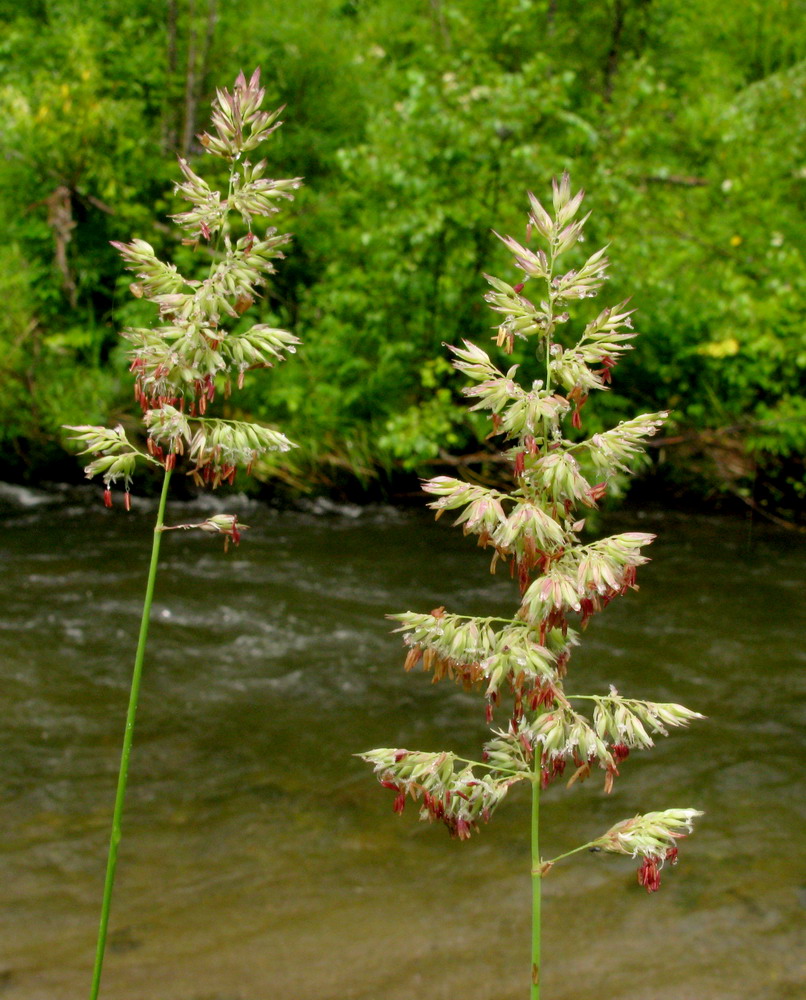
[361,175,705,998]
[66,69,301,1000]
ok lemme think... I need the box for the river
[0,482,803,1000]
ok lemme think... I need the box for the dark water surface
[1,483,804,1000]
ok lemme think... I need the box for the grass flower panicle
[65,69,301,1000]
[69,68,301,507]
[361,175,704,999]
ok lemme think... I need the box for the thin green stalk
[89,466,172,1000]
[529,239,556,1000]
[207,160,238,280]
[443,614,521,626]
[540,248,556,455]
[530,757,541,1000]
[452,755,526,777]
[543,840,601,868]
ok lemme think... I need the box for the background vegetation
[1,0,804,515]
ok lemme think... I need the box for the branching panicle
[362,175,703,995]
[69,70,304,1000]
[69,68,302,503]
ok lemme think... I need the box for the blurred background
[0,0,804,515]
[1,3,805,998]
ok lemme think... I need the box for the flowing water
[0,483,804,1000]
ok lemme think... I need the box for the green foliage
[1,0,804,509]
[0,244,114,473]
[378,358,475,468]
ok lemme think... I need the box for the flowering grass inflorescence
[65,70,301,1000]
[361,175,704,998]
[67,68,301,514]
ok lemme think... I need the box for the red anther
[103,487,113,509]
[637,856,662,893]
[588,482,607,502]
[455,818,472,840]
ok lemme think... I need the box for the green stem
[89,466,172,1000]
[127,445,163,466]
[207,158,239,280]
[540,248,556,456]
[442,614,522,626]
[530,758,541,1000]
[186,414,263,426]
[452,755,527,777]
[542,839,602,868]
